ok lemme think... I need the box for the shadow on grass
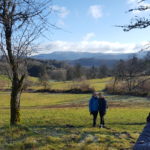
[0,120,143,150]
[108,122,145,126]
[0,124,57,150]
[0,123,91,150]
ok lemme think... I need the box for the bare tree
[98,65,109,78]
[74,64,83,79]
[39,66,50,90]
[112,57,147,93]
[118,0,150,31]
[113,60,126,92]
[115,0,150,93]
[125,56,141,92]
[0,0,53,125]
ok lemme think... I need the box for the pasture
[0,77,150,150]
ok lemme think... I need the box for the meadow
[0,76,150,150]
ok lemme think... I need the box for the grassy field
[0,75,112,91]
[0,77,150,150]
[0,75,11,90]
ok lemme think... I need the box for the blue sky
[38,0,150,54]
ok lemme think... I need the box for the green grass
[0,92,150,150]
[0,75,11,89]
[1,106,149,150]
[0,93,90,107]
[52,78,112,91]
[29,78,111,91]
[88,78,112,91]
[0,75,111,91]
[0,77,150,150]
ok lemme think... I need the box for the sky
[37,0,150,54]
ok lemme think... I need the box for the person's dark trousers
[99,111,105,126]
[92,111,98,127]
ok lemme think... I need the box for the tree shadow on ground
[0,121,143,150]
[108,122,145,126]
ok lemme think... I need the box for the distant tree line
[1,54,150,85]
[24,58,112,81]
[1,52,150,97]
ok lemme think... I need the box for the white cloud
[51,5,69,18]
[37,40,147,54]
[127,0,138,5]
[83,33,96,41]
[50,5,69,27]
[89,5,103,19]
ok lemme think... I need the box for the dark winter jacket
[133,123,150,150]
[89,96,99,112]
[98,97,107,113]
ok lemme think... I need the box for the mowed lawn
[0,78,150,150]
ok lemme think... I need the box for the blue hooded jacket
[89,96,99,112]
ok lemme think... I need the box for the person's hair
[92,92,96,96]
[99,92,102,97]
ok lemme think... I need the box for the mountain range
[32,51,137,61]
[31,51,147,67]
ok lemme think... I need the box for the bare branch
[0,0,54,124]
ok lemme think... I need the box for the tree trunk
[3,14,23,125]
[10,78,22,125]
[113,77,117,93]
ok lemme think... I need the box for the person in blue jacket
[89,92,99,127]
[98,92,108,128]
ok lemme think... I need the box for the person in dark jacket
[133,113,150,150]
[98,93,108,128]
[89,92,99,127]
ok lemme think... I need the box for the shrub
[69,79,95,93]
[36,79,94,94]
[106,78,150,97]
